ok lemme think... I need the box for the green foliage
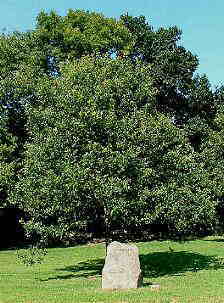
[120,14,199,105]
[199,110,224,229]
[0,10,134,210]
[0,114,17,206]
[36,9,133,64]
[0,8,222,245]
[11,55,217,244]
[0,31,49,207]
[120,15,217,153]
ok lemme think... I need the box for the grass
[1,236,224,302]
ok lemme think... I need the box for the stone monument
[102,241,142,289]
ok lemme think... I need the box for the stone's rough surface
[102,241,142,289]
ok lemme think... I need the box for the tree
[11,55,216,246]
[0,9,219,249]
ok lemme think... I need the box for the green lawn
[1,236,224,302]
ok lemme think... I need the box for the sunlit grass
[1,236,224,302]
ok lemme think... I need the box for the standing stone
[102,241,142,289]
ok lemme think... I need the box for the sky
[0,0,223,88]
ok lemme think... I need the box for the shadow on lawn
[41,250,224,281]
[140,251,224,278]
[40,258,105,281]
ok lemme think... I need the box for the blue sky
[0,0,223,88]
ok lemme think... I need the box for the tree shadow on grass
[140,251,224,278]
[40,258,105,281]
[41,250,224,282]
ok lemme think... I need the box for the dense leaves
[0,9,222,246]
[121,15,217,151]
[11,56,216,244]
[0,114,17,206]
[36,9,133,75]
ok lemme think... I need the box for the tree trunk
[104,207,111,255]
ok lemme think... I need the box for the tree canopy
[0,9,223,246]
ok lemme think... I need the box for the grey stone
[102,241,142,289]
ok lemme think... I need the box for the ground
[1,236,224,302]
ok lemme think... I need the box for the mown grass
[1,236,224,302]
